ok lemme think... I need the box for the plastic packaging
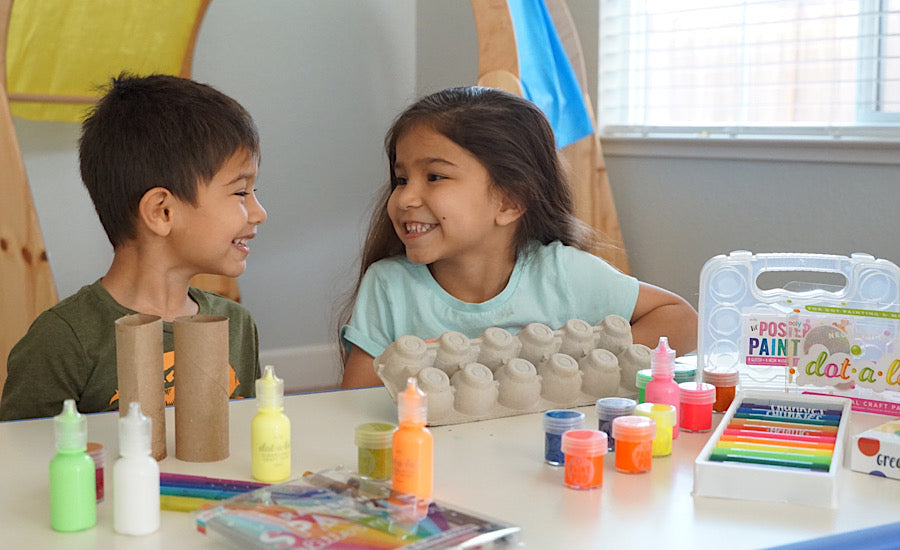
[392,378,433,503]
[251,365,291,483]
[542,409,586,465]
[703,366,740,412]
[679,382,716,432]
[612,415,656,474]
[355,422,397,480]
[595,397,636,451]
[561,430,608,489]
[114,402,160,535]
[634,403,676,457]
[50,399,96,532]
[644,337,681,438]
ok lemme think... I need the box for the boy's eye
[394,177,408,187]
[235,191,249,197]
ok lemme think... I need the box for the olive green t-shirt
[0,279,260,421]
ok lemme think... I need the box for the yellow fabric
[7,0,204,122]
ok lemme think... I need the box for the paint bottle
[635,402,676,457]
[49,399,96,532]
[355,422,397,480]
[679,382,716,432]
[392,377,433,504]
[644,337,681,438]
[86,442,106,502]
[114,402,160,535]
[595,397,636,451]
[635,369,652,403]
[251,365,291,483]
[561,430,608,490]
[703,365,740,412]
[612,415,656,474]
[542,409,586,465]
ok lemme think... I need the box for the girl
[339,87,696,388]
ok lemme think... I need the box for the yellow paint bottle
[251,365,291,482]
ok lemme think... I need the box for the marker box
[850,417,900,481]
[693,390,851,508]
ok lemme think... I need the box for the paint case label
[850,417,900,481]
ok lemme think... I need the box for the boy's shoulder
[42,279,129,323]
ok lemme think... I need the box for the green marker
[50,399,97,532]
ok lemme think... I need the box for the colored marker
[708,450,831,471]
[719,433,835,450]
[735,406,842,423]
[739,401,844,416]
[721,428,836,444]
[160,494,215,512]
[728,417,839,435]
[160,473,268,492]
[715,440,833,457]
[732,411,839,427]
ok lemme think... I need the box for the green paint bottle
[50,399,97,532]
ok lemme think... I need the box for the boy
[0,73,266,421]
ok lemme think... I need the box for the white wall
[13,1,900,392]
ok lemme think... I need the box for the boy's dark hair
[79,73,259,248]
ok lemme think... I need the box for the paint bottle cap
[635,402,677,427]
[398,377,428,425]
[679,382,717,404]
[54,399,87,452]
[612,415,657,442]
[355,422,398,449]
[702,365,740,386]
[119,402,152,457]
[673,363,697,383]
[635,368,652,389]
[561,429,608,456]
[596,397,637,420]
[256,365,284,410]
[650,337,676,378]
[543,409,586,434]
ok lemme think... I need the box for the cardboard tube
[174,315,230,462]
[115,314,167,460]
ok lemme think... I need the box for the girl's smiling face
[387,124,521,273]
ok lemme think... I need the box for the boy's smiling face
[169,148,266,278]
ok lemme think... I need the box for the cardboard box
[693,391,851,508]
[850,417,900,480]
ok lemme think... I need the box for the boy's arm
[340,346,382,389]
[629,282,698,355]
[0,313,85,421]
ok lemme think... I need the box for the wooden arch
[470,0,630,274]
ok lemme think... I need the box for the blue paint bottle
[542,409,585,465]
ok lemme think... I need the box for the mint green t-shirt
[341,241,639,359]
[0,279,260,421]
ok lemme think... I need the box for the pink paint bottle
[643,337,681,438]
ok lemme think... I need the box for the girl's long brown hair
[337,86,595,363]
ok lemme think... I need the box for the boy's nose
[249,194,267,225]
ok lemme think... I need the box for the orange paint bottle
[392,378,433,505]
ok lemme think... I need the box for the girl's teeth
[406,223,434,233]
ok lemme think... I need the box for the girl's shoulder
[364,255,429,281]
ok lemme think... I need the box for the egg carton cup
[374,316,651,426]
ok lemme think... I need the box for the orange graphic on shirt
[110,350,240,407]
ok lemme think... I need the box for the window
[598,0,900,140]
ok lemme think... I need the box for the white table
[2,387,899,549]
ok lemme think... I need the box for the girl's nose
[393,180,423,209]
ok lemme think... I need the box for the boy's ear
[138,187,176,237]
[495,192,525,227]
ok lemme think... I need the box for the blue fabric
[507,0,594,149]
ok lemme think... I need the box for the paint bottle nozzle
[651,337,675,378]
[256,365,284,410]
[54,399,87,453]
[398,377,427,425]
[119,402,152,457]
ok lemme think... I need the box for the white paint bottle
[114,402,160,535]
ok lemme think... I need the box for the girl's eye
[394,177,408,187]
[427,174,446,182]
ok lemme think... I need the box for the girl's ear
[495,192,525,227]
[138,187,176,237]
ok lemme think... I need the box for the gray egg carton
[374,315,651,426]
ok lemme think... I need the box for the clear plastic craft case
[374,316,651,426]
